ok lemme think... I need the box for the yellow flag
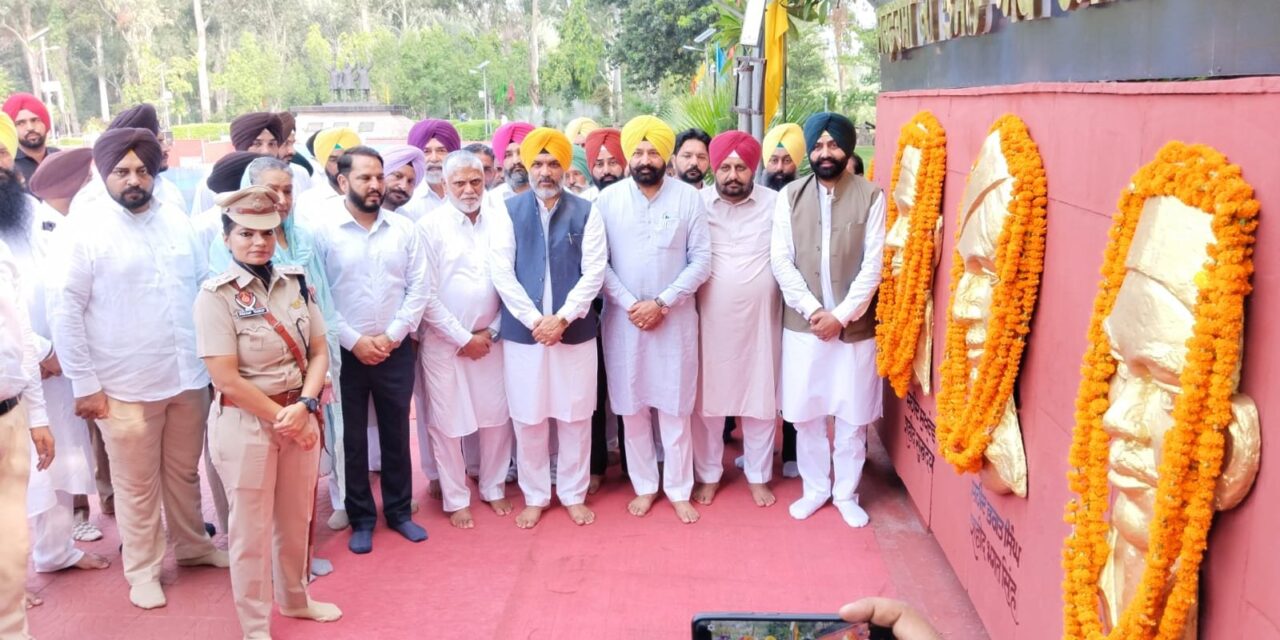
[763,0,789,125]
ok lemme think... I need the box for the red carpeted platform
[24,427,987,639]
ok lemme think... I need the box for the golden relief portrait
[1062,142,1261,640]
[877,111,946,398]
[936,115,1047,499]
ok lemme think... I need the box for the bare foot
[448,508,475,529]
[748,483,776,507]
[566,504,595,526]
[427,479,442,500]
[692,482,719,505]
[486,498,514,516]
[588,474,603,495]
[672,500,701,524]
[74,552,111,570]
[24,592,42,608]
[515,506,544,529]
[627,493,657,517]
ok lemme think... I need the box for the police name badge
[234,289,267,318]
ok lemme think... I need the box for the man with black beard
[597,116,710,524]
[2,93,59,184]
[770,112,885,529]
[672,128,711,189]
[490,122,535,200]
[584,127,626,193]
[52,128,226,608]
[311,146,429,554]
[762,122,806,193]
[294,127,361,225]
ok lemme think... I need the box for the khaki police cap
[215,185,282,230]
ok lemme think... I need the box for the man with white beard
[491,129,606,529]
[417,150,515,529]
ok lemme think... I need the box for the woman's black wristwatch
[298,396,320,414]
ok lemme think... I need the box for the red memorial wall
[873,77,1280,639]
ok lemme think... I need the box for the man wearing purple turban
[405,119,460,214]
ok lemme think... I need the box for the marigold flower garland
[935,115,1048,475]
[1060,142,1259,640]
[875,111,946,397]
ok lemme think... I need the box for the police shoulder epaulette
[201,272,236,292]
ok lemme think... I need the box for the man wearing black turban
[103,103,189,212]
[93,128,162,212]
[229,113,283,156]
[771,111,886,530]
[108,104,161,135]
[53,124,228,613]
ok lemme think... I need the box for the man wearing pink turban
[490,121,535,200]
[690,130,783,509]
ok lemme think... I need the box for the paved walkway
[25,426,988,639]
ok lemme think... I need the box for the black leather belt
[0,397,18,418]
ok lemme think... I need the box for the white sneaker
[782,461,800,478]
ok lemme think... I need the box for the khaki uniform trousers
[99,387,217,587]
[0,404,31,640]
[209,403,320,639]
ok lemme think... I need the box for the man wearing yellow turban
[619,115,676,164]
[490,127,609,529]
[597,114,711,524]
[518,127,573,175]
[0,113,17,164]
[295,127,362,224]
[564,117,601,146]
[762,122,806,191]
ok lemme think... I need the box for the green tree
[542,0,608,108]
[215,31,276,113]
[608,0,716,89]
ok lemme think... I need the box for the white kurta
[490,195,608,425]
[68,174,186,221]
[696,185,782,420]
[417,204,508,438]
[294,181,342,226]
[598,177,711,417]
[771,184,887,426]
[8,204,95,514]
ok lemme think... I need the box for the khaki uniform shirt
[194,261,326,396]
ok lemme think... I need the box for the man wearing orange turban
[690,130,783,508]
[492,127,608,528]
[597,114,711,524]
[583,127,626,192]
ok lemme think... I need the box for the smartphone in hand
[692,612,894,640]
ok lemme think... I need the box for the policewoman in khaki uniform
[193,186,341,639]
